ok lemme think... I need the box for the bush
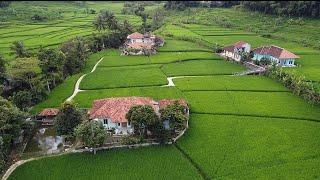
[120,135,141,145]
[265,65,320,105]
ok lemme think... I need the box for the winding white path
[65,57,104,102]
[162,76,206,87]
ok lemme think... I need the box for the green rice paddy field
[0,1,141,60]
[7,2,320,179]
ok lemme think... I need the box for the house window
[118,123,121,126]
[103,119,108,125]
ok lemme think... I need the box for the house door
[122,122,127,127]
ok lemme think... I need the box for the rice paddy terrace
[3,2,320,180]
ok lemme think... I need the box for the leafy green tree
[10,41,29,58]
[0,137,5,173]
[38,48,66,91]
[60,36,88,75]
[93,14,106,32]
[75,120,107,154]
[55,102,84,140]
[0,1,11,8]
[151,9,164,30]
[126,105,158,137]
[0,55,6,84]
[121,20,133,34]
[12,90,32,110]
[0,97,28,170]
[160,102,188,133]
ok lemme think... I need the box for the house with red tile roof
[89,97,188,135]
[37,108,59,125]
[122,32,164,56]
[222,41,251,61]
[252,45,299,67]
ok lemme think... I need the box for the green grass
[0,1,142,60]
[31,74,82,113]
[158,39,211,52]
[80,65,168,90]
[174,75,289,92]
[284,54,320,82]
[185,91,320,120]
[177,114,320,179]
[74,86,182,108]
[31,50,106,113]
[161,60,245,76]
[98,51,219,67]
[9,146,201,180]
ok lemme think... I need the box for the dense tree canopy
[75,120,107,154]
[38,48,66,91]
[60,36,88,75]
[126,105,159,137]
[164,1,200,11]
[0,1,11,8]
[242,1,320,18]
[0,97,28,172]
[160,102,188,131]
[0,55,6,84]
[10,41,29,58]
[55,102,84,139]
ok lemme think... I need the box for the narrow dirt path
[162,75,208,87]
[65,57,104,102]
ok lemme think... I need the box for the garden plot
[9,146,201,180]
[174,76,289,92]
[74,87,182,108]
[161,60,245,76]
[177,114,320,179]
[185,91,320,120]
[80,65,168,90]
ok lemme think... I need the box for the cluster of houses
[38,97,189,136]
[121,32,164,55]
[221,41,300,67]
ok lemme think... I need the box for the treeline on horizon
[165,1,320,18]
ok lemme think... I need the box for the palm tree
[93,14,106,32]
[122,20,133,34]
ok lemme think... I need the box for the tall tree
[0,55,6,84]
[160,102,188,133]
[75,120,107,154]
[0,97,28,172]
[126,105,158,137]
[55,102,84,140]
[60,36,88,75]
[10,41,29,58]
[93,14,106,32]
[38,48,65,91]
[12,90,32,111]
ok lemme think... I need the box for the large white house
[222,41,251,61]
[121,32,164,55]
[89,97,188,136]
[252,45,299,67]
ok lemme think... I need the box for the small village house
[37,108,59,126]
[252,45,299,67]
[121,32,164,55]
[89,97,188,136]
[222,41,251,61]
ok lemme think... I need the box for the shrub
[120,135,141,145]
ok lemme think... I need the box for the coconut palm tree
[93,14,106,32]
